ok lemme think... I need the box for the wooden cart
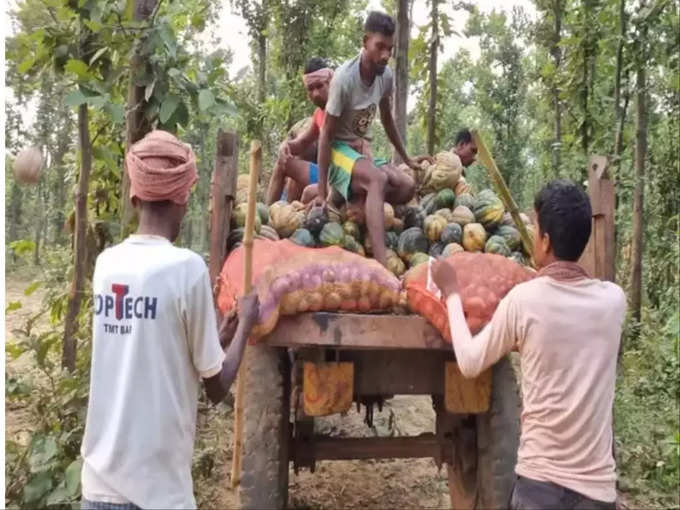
[236,312,519,510]
[209,132,615,510]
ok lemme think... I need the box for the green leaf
[18,56,36,73]
[65,90,87,108]
[23,471,53,504]
[89,46,108,66]
[6,301,22,313]
[45,484,71,506]
[64,59,90,79]
[29,435,59,472]
[168,68,181,78]
[159,95,180,123]
[10,239,36,256]
[6,342,26,361]
[86,95,108,108]
[198,89,215,111]
[105,103,125,124]
[24,281,42,296]
[144,80,156,102]
[65,458,83,496]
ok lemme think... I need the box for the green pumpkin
[442,243,464,257]
[319,222,345,246]
[290,228,316,247]
[494,224,521,251]
[429,241,445,257]
[424,214,448,242]
[227,228,244,251]
[305,206,329,237]
[256,202,270,225]
[409,252,430,268]
[451,205,475,226]
[485,235,511,256]
[435,188,456,210]
[258,225,280,241]
[419,193,438,215]
[454,193,475,210]
[386,249,406,277]
[403,206,427,230]
[385,231,399,251]
[440,223,463,245]
[435,208,455,223]
[510,251,526,266]
[343,220,362,242]
[462,223,487,252]
[397,227,429,262]
[473,189,505,230]
[342,235,364,255]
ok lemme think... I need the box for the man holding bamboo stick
[80,130,258,510]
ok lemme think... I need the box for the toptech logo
[94,284,158,320]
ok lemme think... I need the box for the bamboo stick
[470,129,536,267]
[230,140,261,489]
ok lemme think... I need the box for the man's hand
[218,311,239,349]
[238,292,260,331]
[413,154,434,165]
[432,258,459,298]
[278,141,292,165]
[307,195,327,212]
[404,155,433,172]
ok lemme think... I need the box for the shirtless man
[266,57,333,204]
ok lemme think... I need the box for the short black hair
[455,129,472,146]
[364,11,395,36]
[304,57,329,74]
[534,179,592,261]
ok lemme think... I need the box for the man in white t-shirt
[80,130,258,510]
[433,179,625,510]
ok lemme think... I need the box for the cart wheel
[447,355,520,509]
[238,345,291,509]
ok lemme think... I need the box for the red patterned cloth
[126,130,197,205]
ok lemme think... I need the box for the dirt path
[5,270,49,445]
[197,395,451,509]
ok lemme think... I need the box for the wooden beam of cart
[264,312,450,350]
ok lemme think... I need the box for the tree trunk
[630,30,647,324]
[426,0,439,156]
[8,183,23,244]
[33,184,45,266]
[121,0,158,237]
[257,32,267,143]
[550,0,562,175]
[392,0,410,163]
[612,0,627,161]
[62,103,93,372]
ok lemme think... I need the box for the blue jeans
[81,499,141,510]
[510,476,615,510]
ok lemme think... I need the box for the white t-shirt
[80,235,225,509]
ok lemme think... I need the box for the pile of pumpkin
[228,152,534,278]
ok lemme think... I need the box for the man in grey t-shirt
[314,11,430,267]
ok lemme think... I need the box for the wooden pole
[470,129,536,266]
[230,140,261,489]
[208,130,239,289]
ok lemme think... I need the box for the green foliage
[615,304,680,508]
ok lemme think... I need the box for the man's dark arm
[315,113,340,206]
[288,122,320,157]
[203,294,258,404]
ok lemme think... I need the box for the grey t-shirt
[325,52,393,143]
